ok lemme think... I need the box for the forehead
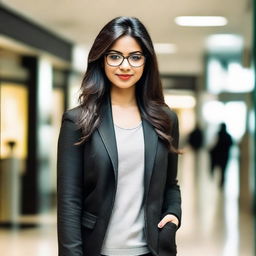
[109,35,142,54]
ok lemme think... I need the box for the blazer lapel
[97,94,158,192]
[97,95,118,181]
[142,118,158,196]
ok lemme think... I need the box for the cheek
[104,64,114,81]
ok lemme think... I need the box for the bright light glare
[224,102,246,141]
[154,43,177,54]
[203,101,246,141]
[72,45,89,72]
[223,146,239,256]
[227,63,254,92]
[175,16,228,27]
[164,95,196,109]
[207,59,226,94]
[203,101,225,123]
[206,34,243,51]
[249,110,255,134]
[38,59,52,118]
[68,74,81,108]
[207,59,253,93]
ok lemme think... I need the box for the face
[104,35,145,91]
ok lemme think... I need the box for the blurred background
[0,0,255,255]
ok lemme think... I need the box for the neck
[110,85,137,107]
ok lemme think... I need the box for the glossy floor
[177,148,254,256]
[0,148,254,256]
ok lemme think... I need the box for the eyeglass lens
[106,53,145,67]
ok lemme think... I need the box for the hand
[158,214,179,228]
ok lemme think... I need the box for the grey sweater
[101,122,150,256]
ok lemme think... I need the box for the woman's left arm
[159,111,182,228]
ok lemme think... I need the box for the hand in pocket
[158,222,177,256]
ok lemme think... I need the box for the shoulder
[62,105,83,124]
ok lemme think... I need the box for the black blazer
[57,95,181,256]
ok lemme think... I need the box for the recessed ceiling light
[206,34,243,52]
[175,16,228,27]
[154,43,177,54]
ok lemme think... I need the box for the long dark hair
[77,16,177,152]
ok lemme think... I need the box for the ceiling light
[206,34,243,52]
[154,43,177,54]
[175,16,228,27]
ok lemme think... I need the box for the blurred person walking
[57,17,182,256]
[188,124,203,152]
[187,124,204,177]
[209,123,233,189]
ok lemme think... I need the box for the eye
[108,54,122,60]
[130,54,143,61]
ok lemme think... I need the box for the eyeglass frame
[104,51,146,68]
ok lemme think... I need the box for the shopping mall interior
[0,1,255,255]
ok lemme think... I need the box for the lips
[116,74,133,80]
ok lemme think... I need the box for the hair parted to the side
[77,16,178,153]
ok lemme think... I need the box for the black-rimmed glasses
[105,52,146,67]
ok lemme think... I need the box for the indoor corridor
[0,2,255,256]
[0,146,253,256]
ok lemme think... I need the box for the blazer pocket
[158,222,177,256]
[82,211,97,229]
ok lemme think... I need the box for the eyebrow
[107,50,143,55]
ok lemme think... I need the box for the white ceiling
[1,0,253,74]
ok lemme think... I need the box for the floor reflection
[177,146,253,256]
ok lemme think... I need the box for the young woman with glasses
[57,16,182,256]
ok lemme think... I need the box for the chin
[113,84,136,90]
[110,80,137,90]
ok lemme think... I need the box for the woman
[57,16,181,256]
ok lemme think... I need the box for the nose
[119,57,131,70]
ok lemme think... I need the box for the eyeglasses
[105,52,146,67]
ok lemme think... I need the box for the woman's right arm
[57,111,84,256]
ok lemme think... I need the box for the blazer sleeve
[162,110,182,228]
[57,111,84,256]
